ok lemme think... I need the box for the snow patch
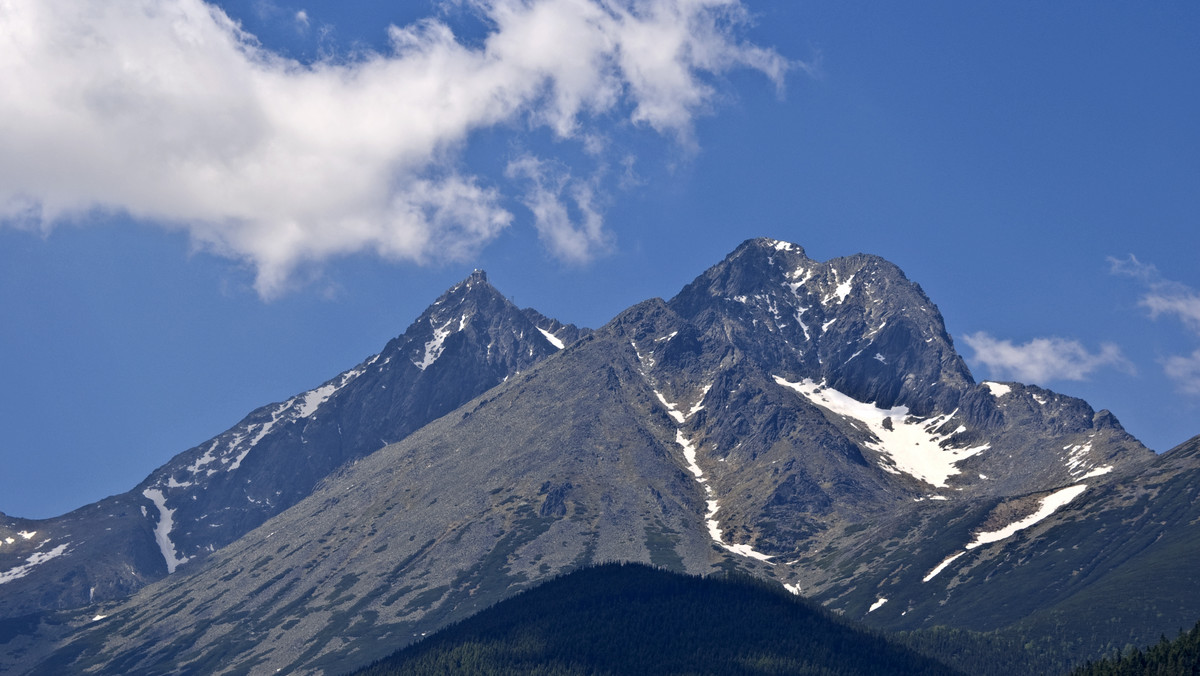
[656,391,686,424]
[293,365,365,419]
[297,383,338,418]
[795,307,811,341]
[0,542,70,585]
[834,275,855,303]
[670,427,773,563]
[537,327,564,350]
[229,402,289,471]
[783,583,802,595]
[675,430,704,479]
[1063,442,1110,479]
[1078,465,1114,479]
[18,531,36,540]
[91,615,108,622]
[869,597,888,613]
[143,488,189,574]
[773,377,990,487]
[966,484,1089,550]
[414,319,456,370]
[982,382,1012,398]
[185,440,220,475]
[687,384,712,417]
[923,552,965,582]
[864,321,888,339]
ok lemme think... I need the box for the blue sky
[1,1,1197,519]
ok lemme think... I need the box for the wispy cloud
[1111,254,1200,393]
[1110,255,1200,334]
[505,155,611,263]
[962,332,1132,384]
[1164,350,1200,396]
[0,0,789,296]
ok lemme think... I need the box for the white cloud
[505,155,611,263]
[294,9,309,30]
[962,332,1132,385]
[0,0,788,296]
[1111,254,1200,393]
[1109,255,1200,335]
[1164,350,1200,396]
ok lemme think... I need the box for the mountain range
[1,238,1196,675]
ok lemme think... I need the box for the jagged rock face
[2,238,1172,676]
[0,271,587,619]
[670,239,974,415]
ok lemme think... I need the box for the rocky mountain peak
[0,269,586,620]
[669,237,973,414]
[3,238,1172,676]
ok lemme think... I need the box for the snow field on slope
[773,377,990,488]
[922,483,1090,582]
[965,484,1089,549]
[0,542,70,585]
[982,381,1012,398]
[143,488,189,574]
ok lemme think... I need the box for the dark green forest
[1069,621,1200,676]
[349,563,961,676]
[346,563,1200,676]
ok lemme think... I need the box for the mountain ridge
[0,269,587,618]
[1,237,1184,676]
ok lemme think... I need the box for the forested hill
[1069,620,1200,676]
[351,563,962,676]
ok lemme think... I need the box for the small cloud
[962,332,1133,385]
[1110,254,1200,334]
[253,0,281,20]
[506,155,612,264]
[1164,350,1200,396]
[1107,253,1159,282]
[1111,254,1200,394]
[295,10,310,31]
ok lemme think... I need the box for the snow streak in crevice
[657,388,774,564]
[537,327,565,350]
[922,552,965,583]
[143,488,188,574]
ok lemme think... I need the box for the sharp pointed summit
[0,271,589,619]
